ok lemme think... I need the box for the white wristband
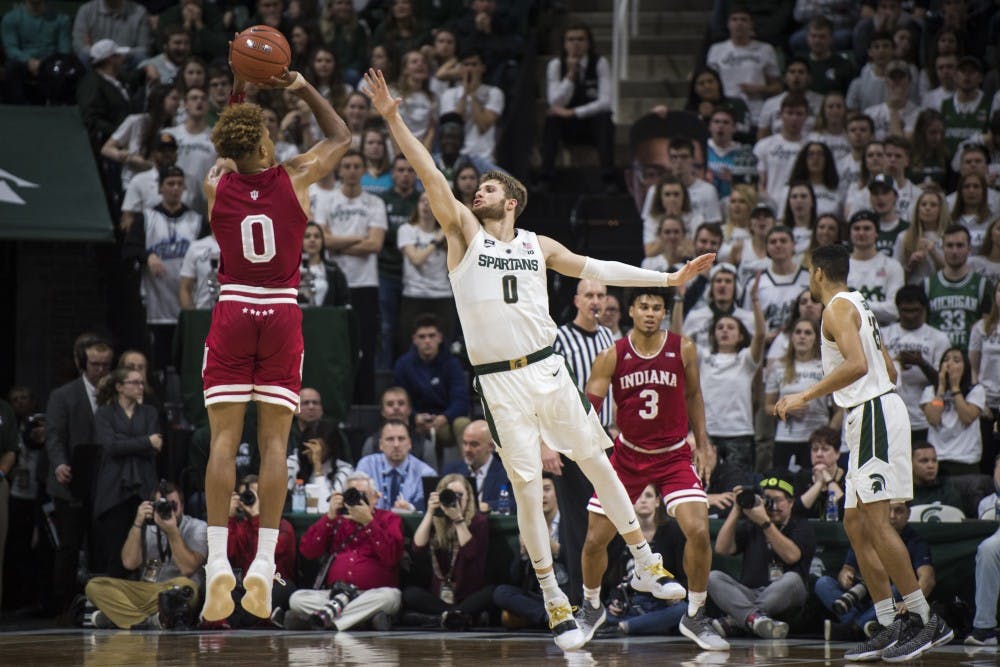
[288,72,307,91]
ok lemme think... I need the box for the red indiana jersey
[613,332,689,448]
[211,165,307,289]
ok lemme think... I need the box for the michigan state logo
[869,473,886,494]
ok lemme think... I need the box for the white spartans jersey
[450,228,556,365]
[821,291,894,408]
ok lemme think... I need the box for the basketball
[229,25,291,84]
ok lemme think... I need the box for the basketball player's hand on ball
[774,392,808,420]
[261,69,300,89]
[363,68,401,116]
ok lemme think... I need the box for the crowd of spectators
[2,0,1000,648]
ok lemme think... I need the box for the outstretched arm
[363,69,471,246]
[276,71,352,186]
[539,235,716,287]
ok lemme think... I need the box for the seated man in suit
[356,420,436,512]
[442,419,513,513]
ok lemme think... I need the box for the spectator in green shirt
[911,442,965,511]
[1,0,72,104]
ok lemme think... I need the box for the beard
[473,200,506,223]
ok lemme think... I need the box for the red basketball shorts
[202,285,304,411]
[588,435,707,517]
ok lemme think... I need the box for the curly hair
[211,103,264,160]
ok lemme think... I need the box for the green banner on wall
[0,105,114,241]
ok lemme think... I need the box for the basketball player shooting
[200,68,352,622]
[774,245,952,661]
[363,68,715,651]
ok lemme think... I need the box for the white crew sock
[874,598,897,627]
[583,586,602,609]
[688,590,707,617]
[902,590,930,624]
[207,526,228,564]
[255,527,278,565]
[537,570,563,604]
[627,540,656,568]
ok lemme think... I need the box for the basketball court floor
[0,630,991,666]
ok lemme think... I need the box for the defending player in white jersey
[363,68,715,652]
[775,244,953,662]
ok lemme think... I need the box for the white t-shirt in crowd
[848,253,905,325]
[759,90,822,135]
[683,305,756,350]
[864,101,921,140]
[166,124,216,213]
[439,84,505,161]
[397,224,452,299]
[753,134,805,203]
[178,234,220,309]
[700,347,760,437]
[705,39,780,121]
[836,153,861,188]
[808,130,851,165]
[309,182,340,224]
[882,322,952,430]
[920,384,987,464]
[111,113,148,187]
[394,88,438,142]
[765,357,830,443]
[121,167,195,212]
[744,265,810,333]
[968,255,1000,290]
[322,189,388,288]
[969,319,1000,405]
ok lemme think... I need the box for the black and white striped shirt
[554,322,616,427]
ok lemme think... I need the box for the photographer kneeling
[219,474,298,627]
[85,481,207,629]
[285,471,404,630]
[707,472,816,639]
[814,502,934,639]
[402,474,493,630]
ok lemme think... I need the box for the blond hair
[211,103,264,160]
[430,474,477,551]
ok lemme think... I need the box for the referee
[547,279,616,606]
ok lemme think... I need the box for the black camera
[157,584,195,630]
[239,488,257,507]
[736,487,776,512]
[22,413,46,448]
[148,480,175,523]
[310,582,360,629]
[434,487,459,517]
[833,582,869,616]
[338,486,366,515]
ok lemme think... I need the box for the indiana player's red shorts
[588,435,708,517]
[202,285,304,412]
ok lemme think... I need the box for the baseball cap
[438,112,464,128]
[158,165,185,184]
[708,263,738,280]
[885,60,910,78]
[750,202,775,217]
[867,173,897,193]
[759,471,795,498]
[957,55,984,72]
[90,39,130,63]
[848,209,879,228]
[154,133,178,150]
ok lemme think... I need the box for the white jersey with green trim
[821,290,894,408]
[449,227,556,366]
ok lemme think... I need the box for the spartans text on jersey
[477,255,540,272]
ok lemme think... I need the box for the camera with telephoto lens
[157,584,195,630]
[833,581,869,616]
[310,582,360,629]
[434,487,459,517]
[736,486,776,512]
[338,486,366,515]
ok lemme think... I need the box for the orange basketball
[229,25,291,84]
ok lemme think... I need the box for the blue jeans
[613,597,687,636]
[492,585,547,627]
[975,526,1000,629]
[814,575,881,629]
[377,273,402,371]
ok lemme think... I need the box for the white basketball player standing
[775,244,953,662]
[363,68,715,651]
